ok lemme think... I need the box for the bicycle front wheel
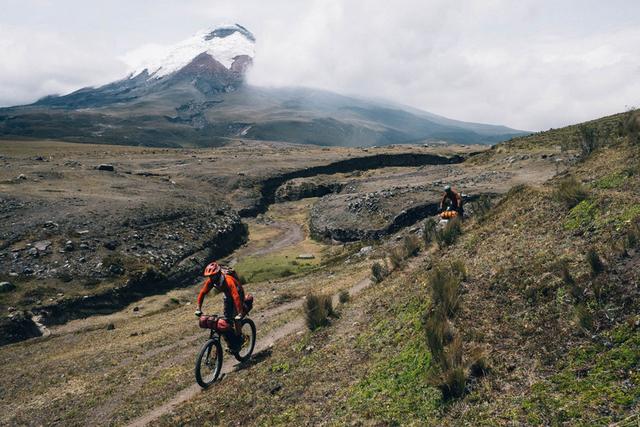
[195,338,223,388]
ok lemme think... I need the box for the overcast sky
[1,0,639,131]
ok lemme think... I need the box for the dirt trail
[227,220,304,266]
[125,277,371,427]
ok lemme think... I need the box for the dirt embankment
[238,152,464,217]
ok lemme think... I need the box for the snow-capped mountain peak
[128,24,255,79]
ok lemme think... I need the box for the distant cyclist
[439,185,464,218]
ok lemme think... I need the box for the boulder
[297,253,315,260]
[97,164,115,172]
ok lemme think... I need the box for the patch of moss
[594,171,630,189]
[345,294,441,423]
[519,323,640,425]
[348,338,440,423]
[564,199,599,230]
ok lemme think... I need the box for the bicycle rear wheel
[195,338,222,388]
[234,318,256,363]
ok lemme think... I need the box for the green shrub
[586,248,605,276]
[435,217,462,248]
[304,293,333,330]
[554,176,589,209]
[371,261,389,283]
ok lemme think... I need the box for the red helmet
[203,261,221,277]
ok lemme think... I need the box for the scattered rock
[359,246,373,254]
[106,323,115,330]
[97,164,115,172]
[16,174,27,180]
[132,306,140,312]
[33,240,51,252]
[269,383,283,395]
[76,229,90,235]
[64,241,75,252]
[43,221,59,229]
[0,282,16,293]
[104,240,119,250]
[297,253,315,260]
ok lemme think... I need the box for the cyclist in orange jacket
[195,261,247,347]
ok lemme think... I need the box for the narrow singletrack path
[125,277,371,427]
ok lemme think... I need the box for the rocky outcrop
[275,179,344,202]
[310,198,440,242]
[0,311,42,347]
[240,152,464,217]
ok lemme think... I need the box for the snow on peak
[127,24,255,79]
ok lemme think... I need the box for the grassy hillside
[158,110,640,425]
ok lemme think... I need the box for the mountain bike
[195,314,256,388]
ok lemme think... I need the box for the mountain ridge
[0,24,528,147]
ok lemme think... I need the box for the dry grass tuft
[586,247,605,276]
[435,217,462,248]
[371,261,389,283]
[304,293,334,330]
[554,176,589,209]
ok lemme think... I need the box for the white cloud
[1,0,639,130]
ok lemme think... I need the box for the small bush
[554,176,589,209]
[624,221,640,251]
[371,261,389,283]
[402,234,421,258]
[557,261,583,301]
[422,218,438,244]
[388,246,405,269]
[469,351,490,378]
[449,260,467,281]
[439,367,466,400]
[586,248,605,276]
[429,267,462,318]
[338,290,350,304]
[424,309,447,365]
[435,217,462,248]
[304,293,333,330]
[622,109,640,145]
[578,125,598,159]
[575,303,594,332]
